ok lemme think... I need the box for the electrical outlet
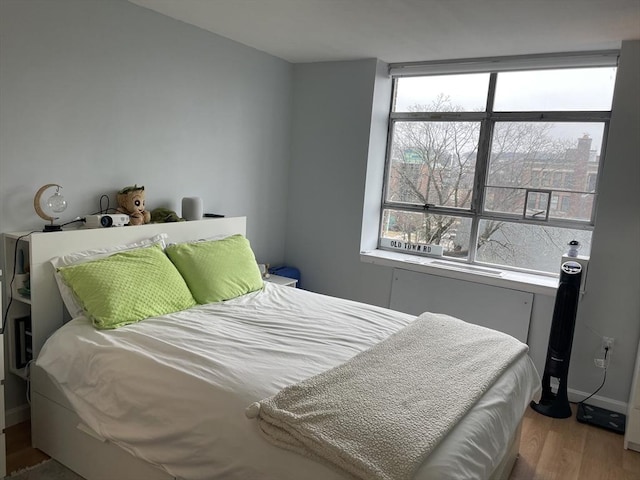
[602,336,614,351]
[593,337,614,369]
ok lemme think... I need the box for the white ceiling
[128,0,640,64]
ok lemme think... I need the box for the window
[380,59,617,274]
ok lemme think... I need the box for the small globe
[47,192,67,214]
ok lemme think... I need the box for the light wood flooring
[5,419,49,475]
[4,405,640,478]
[511,404,640,480]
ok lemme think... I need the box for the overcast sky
[394,67,617,151]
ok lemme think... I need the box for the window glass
[484,122,604,222]
[494,67,617,111]
[475,220,592,272]
[382,62,615,275]
[549,193,593,221]
[487,122,605,190]
[394,74,490,112]
[381,210,471,259]
[386,121,479,209]
[483,187,526,216]
[524,191,550,220]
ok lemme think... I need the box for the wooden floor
[4,405,640,478]
[4,419,49,475]
[511,404,640,480]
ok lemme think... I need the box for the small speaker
[181,197,203,221]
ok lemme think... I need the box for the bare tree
[387,96,477,251]
[385,96,593,267]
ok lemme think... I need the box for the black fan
[531,261,582,418]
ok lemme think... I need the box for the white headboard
[28,217,246,359]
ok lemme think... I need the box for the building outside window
[380,56,617,274]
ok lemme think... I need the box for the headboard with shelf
[3,217,247,378]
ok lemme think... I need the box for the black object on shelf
[14,314,33,368]
[203,213,225,218]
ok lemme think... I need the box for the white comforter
[37,283,540,480]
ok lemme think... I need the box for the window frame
[380,68,613,273]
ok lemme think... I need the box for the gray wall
[1,0,292,411]
[286,41,640,408]
[286,59,393,305]
[569,40,640,404]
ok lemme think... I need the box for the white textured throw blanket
[246,312,528,480]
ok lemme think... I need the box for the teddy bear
[116,185,151,226]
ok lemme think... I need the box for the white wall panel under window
[390,268,533,342]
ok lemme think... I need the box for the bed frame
[23,216,521,480]
[27,217,246,480]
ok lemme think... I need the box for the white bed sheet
[36,283,540,480]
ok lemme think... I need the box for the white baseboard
[5,403,31,427]
[567,388,627,414]
[547,378,628,414]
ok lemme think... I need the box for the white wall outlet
[594,337,614,369]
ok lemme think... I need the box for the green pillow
[58,244,196,329]
[165,234,263,304]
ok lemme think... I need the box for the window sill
[360,249,558,296]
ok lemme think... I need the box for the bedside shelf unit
[2,233,32,380]
[3,232,64,380]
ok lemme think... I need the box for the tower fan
[531,258,582,418]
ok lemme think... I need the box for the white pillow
[50,234,168,318]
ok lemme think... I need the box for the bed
[25,217,540,480]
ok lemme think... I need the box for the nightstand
[265,274,298,287]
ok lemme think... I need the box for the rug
[7,460,84,480]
